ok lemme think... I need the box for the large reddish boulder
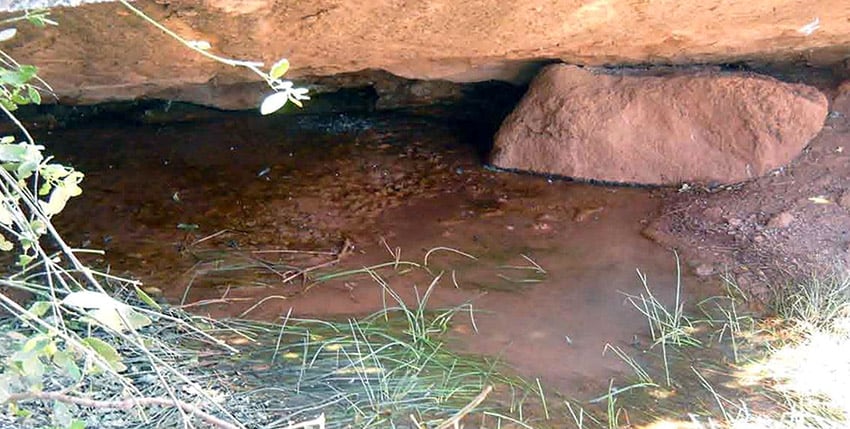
[491,65,828,185]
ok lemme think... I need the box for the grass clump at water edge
[0,266,541,428]
[588,260,850,429]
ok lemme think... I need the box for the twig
[435,385,493,429]
[409,414,425,429]
[280,257,341,284]
[0,99,36,145]
[282,413,325,429]
[190,229,231,247]
[176,297,253,309]
[117,1,269,83]
[381,237,401,270]
[521,254,546,274]
[423,247,478,267]
[238,295,290,318]
[251,249,337,256]
[4,391,239,429]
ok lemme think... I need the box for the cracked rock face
[1,0,849,108]
[490,65,828,185]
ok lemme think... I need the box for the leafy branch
[0,7,306,428]
[117,0,309,114]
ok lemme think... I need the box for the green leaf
[41,163,70,180]
[16,160,38,179]
[17,254,34,267]
[81,337,126,372]
[53,400,72,428]
[27,15,46,27]
[0,28,17,42]
[28,301,51,317]
[40,185,72,216]
[0,204,12,225]
[0,65,37,86]
[62,172,84,197]
[16,65,37,83]
[0,98,17,111]
[53,351,82,382]
[260,91,289,115]
[27,86,41,105]
[0,144,29,163]
[176,223,199,231]
[20,334,51,354]
[134,286,161,310]
[0,234,13,251]
[38,182,51,196]
[19,355,45,378]
[84,307,150,332]
[18,237,34,251]
[62,290,121,310]
[269,58,290,80]
[0,380,9,405]
[12,405,32,419]
[30,219,46,235]
[0,136,14,144]
[85,308,125,331]
[123,308,152,330]
[0,142,44,168]
[68,419,86,429]
[11,91,29,105]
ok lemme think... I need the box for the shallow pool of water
[42,112,717,405]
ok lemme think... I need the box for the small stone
[694,263,715,277]
[573,206,604,222]
[727,218,743,227]
[536,213,558,222]
[532,222,552,231]
[839,191,850,210]
[767,211,795,229]
[142,286,163,296]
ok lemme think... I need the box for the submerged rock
[767,211,795,229]
[491,65,828,185]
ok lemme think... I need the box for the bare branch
[5,391,240,429]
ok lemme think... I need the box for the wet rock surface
[491,65,828,185]
[3,0,850,107]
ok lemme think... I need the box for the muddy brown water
[37,113,717,405]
